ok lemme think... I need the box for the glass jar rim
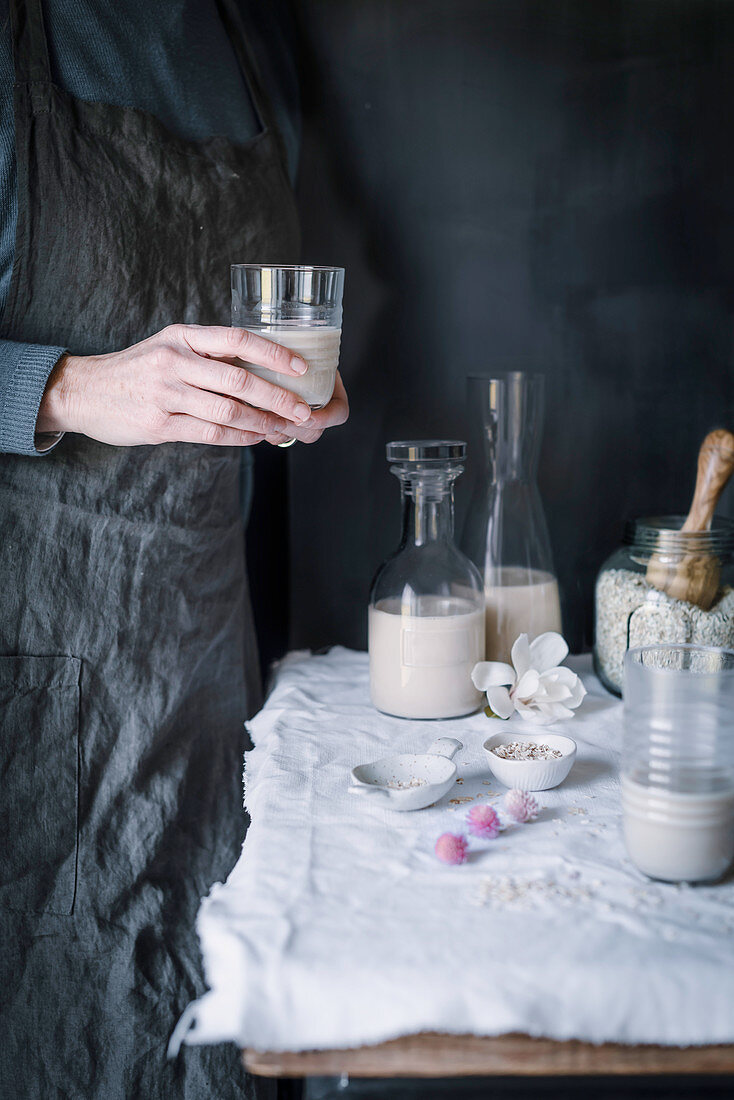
[623,515,734,555]
[230,263,344,273]
[466,371,545,381]
[625,642,734,674]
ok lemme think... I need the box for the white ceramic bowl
[482,731,577,791]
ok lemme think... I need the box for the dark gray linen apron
[0,1,298,1096]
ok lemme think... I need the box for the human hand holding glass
[37,323,317,446]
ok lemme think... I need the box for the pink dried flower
[504,788,539,823]
[434,833,468,865]
[466,804,501,839]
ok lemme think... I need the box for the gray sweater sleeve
[0,339,66,455]
[0,16,65,456]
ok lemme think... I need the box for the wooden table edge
[242,1031,734,1078]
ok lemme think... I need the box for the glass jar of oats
[593,516,734,696]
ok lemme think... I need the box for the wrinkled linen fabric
[0,447,267,1099]
[0,0,296,1096]
[178,650,734,1053]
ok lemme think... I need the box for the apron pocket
[0,655,81,916]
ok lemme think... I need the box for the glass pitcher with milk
[368,441,485,719]
[462,373,561,663]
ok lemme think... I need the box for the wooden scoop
[646,429,734,610]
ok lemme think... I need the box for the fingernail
[294,403,311,424]
[291,355,308,375]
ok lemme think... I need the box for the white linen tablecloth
[173,649,734,1054]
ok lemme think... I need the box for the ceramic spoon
[348,737,463,812]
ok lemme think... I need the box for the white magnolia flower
[471,632,586,725]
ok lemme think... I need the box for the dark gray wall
[284,0,734,657]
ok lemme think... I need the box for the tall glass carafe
[368,441,484,719]
[463,374,561,663]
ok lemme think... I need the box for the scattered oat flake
[449,796,474,805]
[475,874,593,909]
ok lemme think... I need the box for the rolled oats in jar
[593,516,734,696]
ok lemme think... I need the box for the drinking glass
[621,644,734,882]
[231,264,344,409]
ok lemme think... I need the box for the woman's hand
[263,372,350,446]
[37,324,319,447]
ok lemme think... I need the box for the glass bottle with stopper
[368,440,485,719]
[462,373,561,663]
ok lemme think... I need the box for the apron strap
[215,0,291,170]
[9,0,52,85]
